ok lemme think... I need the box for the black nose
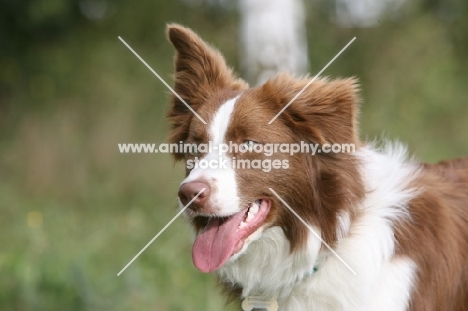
[178,181,210,211]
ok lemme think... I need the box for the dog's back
[424,157,468,182]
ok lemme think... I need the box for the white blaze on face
[181,96,241,216]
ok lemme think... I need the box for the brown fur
[226,83,365,248]
[395,159,468,310]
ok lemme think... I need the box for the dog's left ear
[264,74,360,144]
[166,24,247,147]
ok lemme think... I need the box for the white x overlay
[117,34,358,277]
[117,189,205,276]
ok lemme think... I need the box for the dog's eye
[240,140,258,152]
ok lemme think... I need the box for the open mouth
[192,199,271,273]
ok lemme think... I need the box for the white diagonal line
[268,188,357,275]
[268,37,356,124]
[117,188,205,276]
[118,36,207,125]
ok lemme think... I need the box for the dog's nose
[178,181,210,211]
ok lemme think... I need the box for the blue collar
[302,266,319,280]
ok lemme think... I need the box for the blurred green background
[0,0,467,310]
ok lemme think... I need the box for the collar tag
[241,296,278,311]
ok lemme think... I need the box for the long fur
[166,24,468,310]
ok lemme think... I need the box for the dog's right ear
[166,24,247,150]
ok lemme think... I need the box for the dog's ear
[166,24,247,149]
[264,73,360,144]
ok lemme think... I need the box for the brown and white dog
[166,24,468,310]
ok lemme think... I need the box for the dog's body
[166,25,468,310]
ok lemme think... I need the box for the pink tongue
[192,211,246,273]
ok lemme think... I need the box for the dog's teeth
[240,201,260,227]
[250,203,259,215]
[246,211,254,222]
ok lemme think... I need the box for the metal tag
[241,296,278,311]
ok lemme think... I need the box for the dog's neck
[217,226,324,300]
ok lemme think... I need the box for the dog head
[166,24,364,273]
